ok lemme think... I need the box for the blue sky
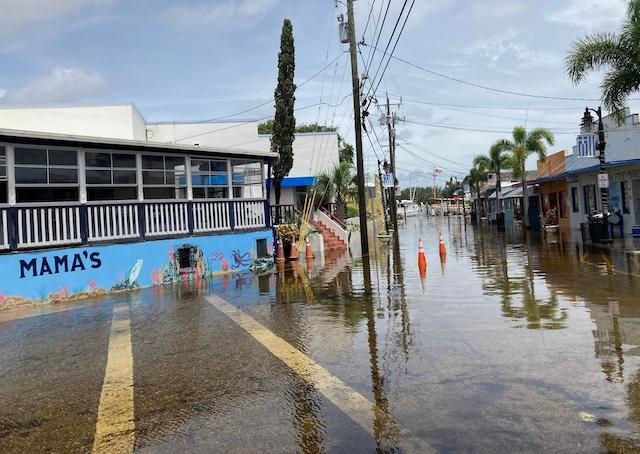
[0,0,632,186]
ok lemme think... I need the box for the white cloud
[467,29,562,68]
[547,0,626,28]
[1,66,106,103]
[166,0,278,29]
[0,0,116,43]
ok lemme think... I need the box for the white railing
[0,210,8,250]
[88,204,139,242]
[193,201,230,233]
[144,202,189,237]
[314,209,348,245]
[16,206,82,248]
[234,200,266,229]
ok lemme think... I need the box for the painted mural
[0,229,273,311]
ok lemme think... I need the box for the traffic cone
[305,237,314,260]
[276,235,286,262]
[439,233,447,258]
[290,238,299,261]
[418,238,427,272]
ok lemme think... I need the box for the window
[191,158,229,199]
[559,191,567,218]
[571,187,579,213]
[583,184,597,214]
[0,147,6,204]
[577,134,597,158]
[621,181,631,214]
[85,151,137,201]
[14,147,79,202]
[231,159,263,199]
[142,155,186,200]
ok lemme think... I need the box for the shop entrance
[633,179,640,225]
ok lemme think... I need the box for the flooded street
[2,216,640,452]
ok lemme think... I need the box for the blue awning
[268,176,315,188]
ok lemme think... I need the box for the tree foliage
[258,119,337,134]
[566,0,640,123]
[271,19,296,205]
[314,161,356,221]
[473,142,512,213]
[495,126,555,227]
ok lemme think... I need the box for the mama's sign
[19,251,102,278]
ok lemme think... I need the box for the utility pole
[384,93,399,234]
[345,0,369,258]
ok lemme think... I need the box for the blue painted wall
[0,229,273,303]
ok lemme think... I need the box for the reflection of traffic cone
[439,233,447,258]
[418,238,427,272]
[419,260,427,293]
[276,235,286,262]
[305,238,314,260]
[290,238,299,261]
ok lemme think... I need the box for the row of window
[0,147,263,203]
[570,181,632,215]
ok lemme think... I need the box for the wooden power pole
[346,0,370,258]
[384,93,399,234]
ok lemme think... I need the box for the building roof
[0,128,277,159]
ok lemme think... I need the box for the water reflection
[147,217,640,451]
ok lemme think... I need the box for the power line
[172,52,348,143]
[363,0,391,84]
[361,43,608,102]
[400,141,471,170]
[400,98,589,112]
[366,0,415,103]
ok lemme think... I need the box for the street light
[581,106,612,243]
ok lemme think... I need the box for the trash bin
[588,213,608,243]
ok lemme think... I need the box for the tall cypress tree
[271,18,296,220]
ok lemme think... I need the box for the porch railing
[270,204,297,225]
[1,198,268,252]
[88,203,139,242]
[17,205,82,249]
[193,200,230,233]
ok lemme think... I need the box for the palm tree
[466,162,488,218]
[497,126,555,228]
[314,161,356,222]
[473,142,512,219]
[566,0,640,123]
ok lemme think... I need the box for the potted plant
[544,207,559,230]
[276,223,299,259]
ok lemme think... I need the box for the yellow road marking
[93,303,135,454]
[205,295,434,453]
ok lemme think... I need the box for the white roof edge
[0,102,139,111]
[0,128,277,158]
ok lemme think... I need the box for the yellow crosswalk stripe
[93,303,135,454]
[205,294,434,453]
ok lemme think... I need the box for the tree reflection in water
[472,227,568,330]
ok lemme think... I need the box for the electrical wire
[172,52,348,143]
[361,43,609,102]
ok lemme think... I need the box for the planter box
[632,225,640,238]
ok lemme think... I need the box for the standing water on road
[2,216,640,452]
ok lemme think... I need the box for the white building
[0,104,340,214]
[566,108,640,237]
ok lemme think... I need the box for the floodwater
[2,217,640,452]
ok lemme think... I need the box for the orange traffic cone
[438,233,447,258]
[290,238,299,261]
[418,238,427,272]
[276,235,286,262]
[305,237,314,260]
